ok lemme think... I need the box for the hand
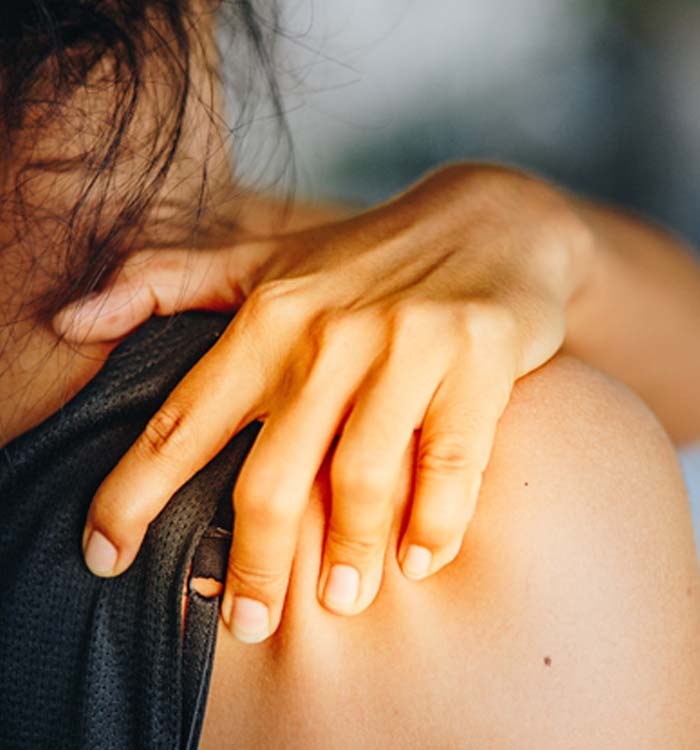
[55,163,592,644]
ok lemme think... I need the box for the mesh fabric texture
[0,312,257,750]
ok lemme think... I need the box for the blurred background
[233,0,700,248]
[227,0,700,544]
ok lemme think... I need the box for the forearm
[240,167,700,443]
[358,162,700,445]
[564,196,700,444]
[400,164,700,444]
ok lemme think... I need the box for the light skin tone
[4,204,700,746]
[58,163,595,643]
[199,354,700,748]
[2,9,700,744]
[54,166,700,647]
[5,5,699,648]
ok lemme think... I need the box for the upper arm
[202,355,700,749]
[566,198,700,444]
[451,355,700,747]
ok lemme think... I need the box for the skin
[200,355,700,748]
[1,6,699,744]
[62,164,595,645]
[6,4,700,651]
[564,198,700,444]
[4,233,700,748]
[57,165,700,650]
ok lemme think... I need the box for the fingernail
[402,545,432,580]
[323,564,360,610]
[231,597,270,644]
[83,530,118,576]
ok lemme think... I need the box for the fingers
[220,328,378,642]
[398,365,512,580]
[319,334,450,615]
[53,242,274,343]
[82,310,269,578]
[220,386,347,642]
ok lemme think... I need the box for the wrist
[535,182,597,306]
[449,163,596,304]
[408,162,597,312]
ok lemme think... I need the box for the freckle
[687,586,692,597]
[524,481,529,487]
[543,656,552,667]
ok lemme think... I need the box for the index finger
[81,309,267,577]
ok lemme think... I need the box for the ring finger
[398,360,512,580]
[320,328,452,614]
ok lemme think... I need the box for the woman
[1,1,698,748]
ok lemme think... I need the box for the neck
[0,8,239,447]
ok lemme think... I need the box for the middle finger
[221,311,382,641]
[320,310,454,614]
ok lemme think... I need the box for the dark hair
[0,0,286,320]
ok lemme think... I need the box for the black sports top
[0,312,255,750]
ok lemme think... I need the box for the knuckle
[386,300,463,361]
[459,300,518,348]
[227,558,288,595]
[331,454,396,499]
[308,310,357,353]
[326,526,386,563]
[246,279,304,324]
[234,484,297,527]
[138,404,190,460]
[304,309,377,383]
[248,279,290,306]
[388,299,439,339]
[417,434,472,476]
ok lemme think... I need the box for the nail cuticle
[401,544,432,580]
[83,529,118,576]
[230,597,270,644]
[323,564,361,610]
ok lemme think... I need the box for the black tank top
[0,312,256,750]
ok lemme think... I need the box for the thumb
[52,241,276,344]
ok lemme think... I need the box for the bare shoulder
[450,355,700,745]
[480,353,695,558]
[201,355,700,750]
